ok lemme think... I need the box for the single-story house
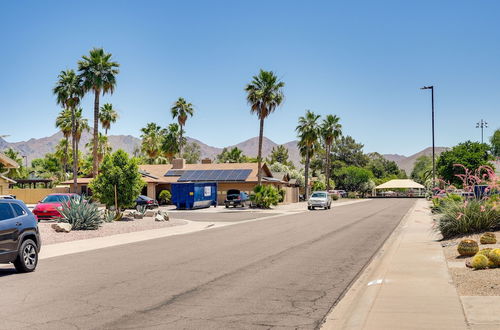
[62,158,299,204]
[0,152,19,195]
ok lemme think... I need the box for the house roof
[0,153,19,169]
[271,172,290,182]
[61,162,273,185]
[374,179,425,190]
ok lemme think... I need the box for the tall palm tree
[296,110,320,199]
[55,109,73,174]
[54,139,71,179]
[99,103,119,135]
[245,70,285,185]
[53,69,83,192]
[78,48,119,176]
[140,123,164,164]
[73,108,90,174]
[320,115,342,190]
[161,123,183,162]
[170,97,194,155]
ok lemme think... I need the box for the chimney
[201,158,212,164]
[172,158,185,169]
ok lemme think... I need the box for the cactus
[471,254,489,269]
[480,232,497,244]
[476,248,492,258]
[457,239,479,256]
[488,248,500,266]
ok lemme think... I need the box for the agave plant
[136,204,148,215]
[58,195,102,230]
[102,209,122,222]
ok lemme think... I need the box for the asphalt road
[0,199,415,330]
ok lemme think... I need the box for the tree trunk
[71,107,78,194]
[257,117,265,186]
[304,147,310,200]
[325,143,331,191]
[179,125,183,156]
[63,136,68,177]
[92,90,100,177]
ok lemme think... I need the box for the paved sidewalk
[322,199,468,330]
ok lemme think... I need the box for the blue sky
[0,0,499,156]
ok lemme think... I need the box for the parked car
[225,189,250,208]
[307,191,332,210]
[0,199,41,272]
[0,195,16,199]
[32,193,79,221]
[135,195,159,209]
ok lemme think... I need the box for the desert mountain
[382,147,449,175]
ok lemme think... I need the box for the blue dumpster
[171,182,218,209]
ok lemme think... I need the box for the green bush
[58,195,102,230]
[250,185,280,208]
[312,181,326,192]
[278,189,286,203]
[437,200,500,238]
[347,192,357,199]
[331,194,339,201]
[159,190,172,204]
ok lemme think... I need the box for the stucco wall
[6,187,70,204]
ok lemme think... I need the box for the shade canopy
[374,179,425,190]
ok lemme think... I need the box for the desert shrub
[278,189,286,203]
[159,190,172,204]
[58,195,102,230]
[347,192,357,199]
[437,200,500,238]
[250,185,280,208]
[331,194,339,201]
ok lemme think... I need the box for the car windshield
[42,195,69,203]
[311,193,326,198]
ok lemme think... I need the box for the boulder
[155,214,165,222]
[163,213,170,221]
[145,210,157,218]
[133,212,144,219]
[51,223,72,233]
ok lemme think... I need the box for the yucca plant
[58,195,102,230]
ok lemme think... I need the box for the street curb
[320,199,419,329]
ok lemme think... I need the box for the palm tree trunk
[179,125,183,156]
[63,136,68,177]
[257,117,264,186]
[325,143,331,191]
[92,90,100,177]
[304,147,310,200]
[71,108,78,194]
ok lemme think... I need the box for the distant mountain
[382,147,450,175]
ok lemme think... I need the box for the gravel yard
[39,217,187,245]
[441,229,500,296]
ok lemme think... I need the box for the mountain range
[0,132,447,175]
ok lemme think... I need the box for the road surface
[0,199,415,329]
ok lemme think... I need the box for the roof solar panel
[177,169,252,182]
[165,170,185,177]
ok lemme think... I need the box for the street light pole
[421,85,435,188]
[476,119,488,143]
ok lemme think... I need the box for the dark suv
[0,199,41,272]
[224,189,250,208]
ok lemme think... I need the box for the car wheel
[225,204,229,208]
[14,239,38,273]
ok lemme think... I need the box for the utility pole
[476,119,488,143]
[421,86,435,188]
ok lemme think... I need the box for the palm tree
[55,109,73,174]
[245,70,285,185]
[53,69,83,192]
[320,115,342,190]
[170,97,194,155]
[86,133,111,165]
[161,123,183,162]
[296,110,320,199]
[140,123,164,164]
[54,138,72,179]
[99,103,119,135]
[78,48,119,176]
[73,108,90,174]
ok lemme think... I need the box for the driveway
[0,198,415,329]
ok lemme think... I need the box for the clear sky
[1,0,499,156]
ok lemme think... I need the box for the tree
[54,139,72,178]
[366,152,405,179]
[90,150,144,212]
[331,135,368,167]
[182,142,201,164]
[73,108,89,174]
[86,133,111,165]
[55,109,73,174]
[161,123,183,162]
[296,110,320,199]
[336,166,373,192]
[491,128,500,158]
[53,69,84,192]
[140,123,164,164]
[245,70,285,185]
[171,97,194,155]
[99,103,118,135]
[78,48,119,177]
[437,141,494,187]
[320,115,342,190]
[216,147,248,163]
[411,155,433,185]
[31,154,61,180]
[2,148,25,179]
[267,145,294,167]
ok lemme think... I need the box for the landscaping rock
[158,210,170,221]
[51,223,72,233]
[133,212,144,220]
[155,214,165,222]
[145,210,157,218]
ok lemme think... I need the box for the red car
[32,193,79,221]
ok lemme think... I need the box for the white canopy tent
[373,179,426,197]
